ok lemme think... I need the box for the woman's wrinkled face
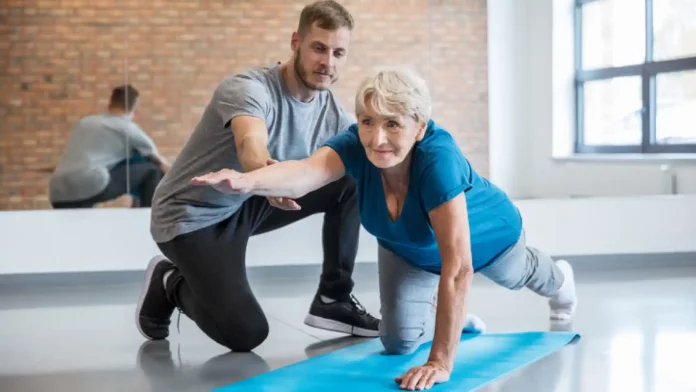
[357,100,426,169]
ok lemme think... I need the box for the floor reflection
[135,340,270,392]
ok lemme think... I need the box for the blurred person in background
[49,84,170,209]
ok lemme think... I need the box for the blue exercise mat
[213,331,580,391]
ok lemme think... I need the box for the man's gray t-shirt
[49,114,158,203]
[150,64,355,243]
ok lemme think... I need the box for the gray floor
[1,261,696,392]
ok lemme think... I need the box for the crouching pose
[192,66,577,390]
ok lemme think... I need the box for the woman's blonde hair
[355,65,432,124]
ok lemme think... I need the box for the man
[136,0,380,352]
[49,84,170,208]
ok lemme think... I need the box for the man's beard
[293,48,336,91]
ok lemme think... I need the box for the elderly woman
[192,66,577,391]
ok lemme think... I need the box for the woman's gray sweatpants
[377,230,564,355]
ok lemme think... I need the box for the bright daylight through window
[575,0,696,154]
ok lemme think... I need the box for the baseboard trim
[556,251,696,269]
[0,252,694,288]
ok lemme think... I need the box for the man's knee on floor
[220,318,270,352]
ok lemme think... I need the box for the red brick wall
[0,0,488,210]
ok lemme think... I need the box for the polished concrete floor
[1,261,696,392]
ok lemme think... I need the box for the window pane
[653,0,696,60]
[583,76,643,145]
[582,0,646,69]
[655,70,696,144]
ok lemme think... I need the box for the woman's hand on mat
[265,159,301,210]
[395,360,451,390]
[191,169,253,194]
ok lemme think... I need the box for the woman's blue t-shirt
[323,120,523,273]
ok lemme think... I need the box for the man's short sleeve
[213,77,271,128]
[338,106,357,133]
[418,145,473,213]
[322,125,364,178]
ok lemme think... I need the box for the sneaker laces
[167,273,184,335]
[349,294,367,315]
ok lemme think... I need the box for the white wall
[0,208,379,275]
[2,194,695,275]
[488,0,696,200]
[487,0,532,198]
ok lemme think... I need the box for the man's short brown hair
[109,84,139,111]
[297,0,355,37]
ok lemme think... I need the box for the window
[574,0,696,154]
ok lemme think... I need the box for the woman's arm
[396,191,474,390]
[427,192,474,370]
[191,146,346,199]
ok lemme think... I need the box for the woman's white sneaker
[549,259,577,321]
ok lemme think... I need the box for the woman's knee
[379,319,428,355]
[226,329,268,352]
[380,333,421,355]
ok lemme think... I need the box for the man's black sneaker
[136,256,176,340]
[304,293,380,337]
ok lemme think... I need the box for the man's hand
[191,169,253,194]
[395,360,451,391]
[265,159,301,211]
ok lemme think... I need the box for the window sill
[553,153,696,164]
